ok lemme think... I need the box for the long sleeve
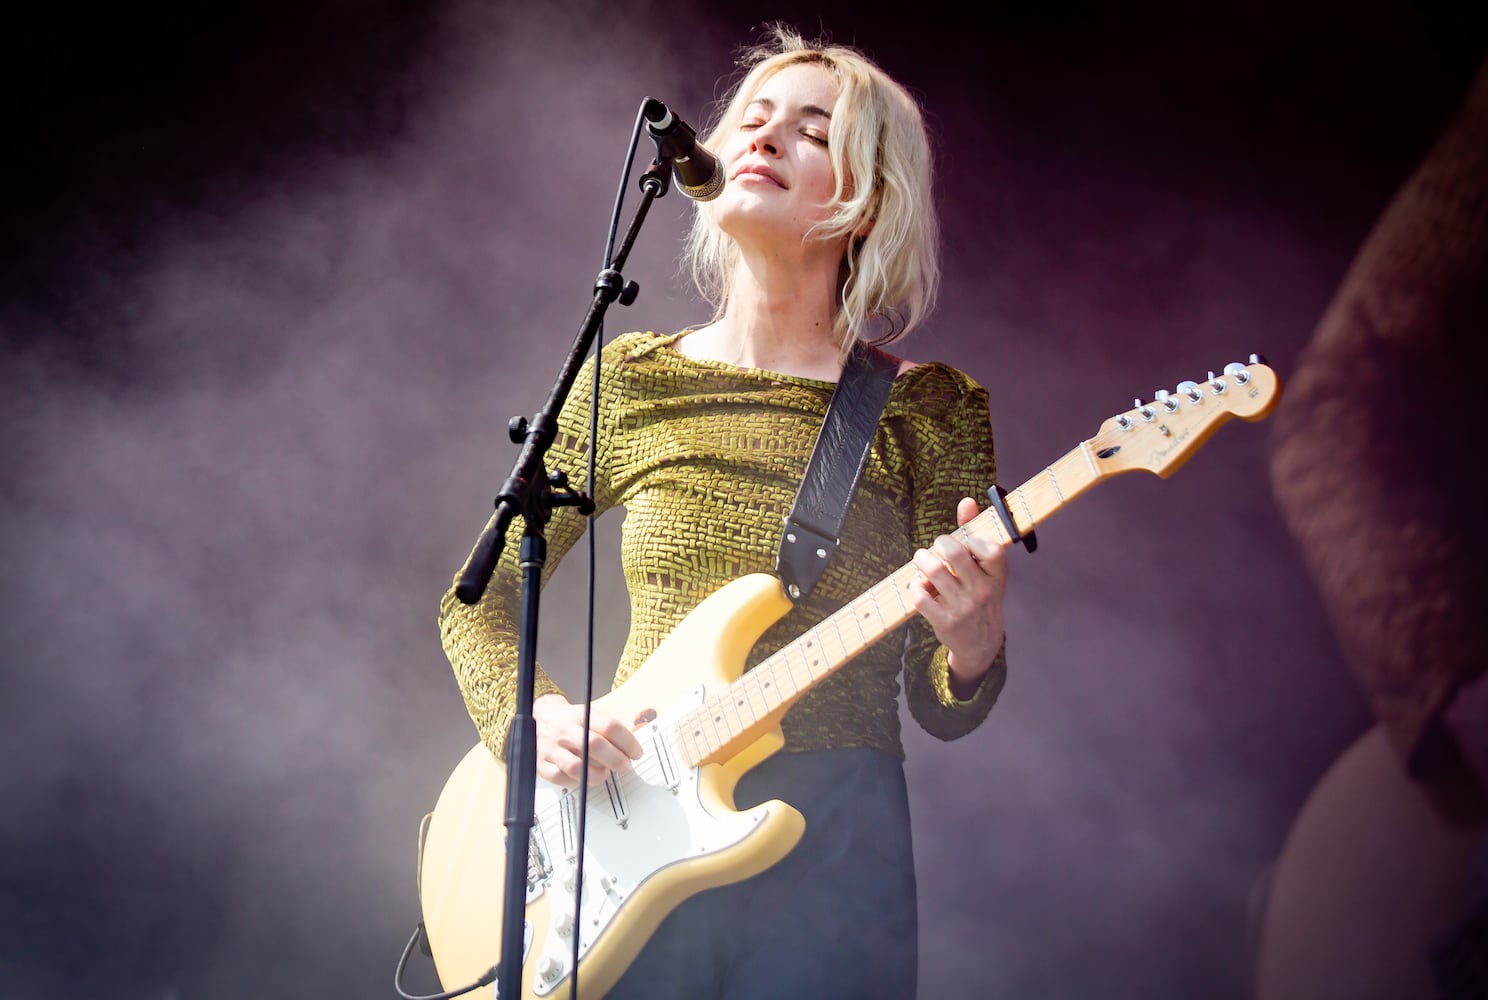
[439,334,1010,761]
[438,348,623,761]
[895,367,1007,740]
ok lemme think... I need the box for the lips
[732,163,786,188]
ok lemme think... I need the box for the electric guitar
[418,357,1281,999]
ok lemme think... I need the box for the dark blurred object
[1257,53,1488,1000]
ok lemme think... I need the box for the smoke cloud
[2,3,1481,998]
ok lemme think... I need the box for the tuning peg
[1176,380,1204,403]
[1249,352,1267,365]
[1154,388,1179,413]
[1207,371,1227,394]
[1222,361,1253,385]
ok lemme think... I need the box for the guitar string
[527,401,1236,848]
[533,577,911,834]
[626,392,1244,779]
[533,410,1183,826]
[551,426,1129,815]
[535,540,973,839]
[658,470,1054,783]
[644,483,1056,775]
[667,572,919,766]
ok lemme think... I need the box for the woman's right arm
[437,348,640,782]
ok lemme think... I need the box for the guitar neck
[673,441,1102,768]
[673,359,1280,768]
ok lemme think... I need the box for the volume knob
[538,955,564,984]
[553,910,575,938]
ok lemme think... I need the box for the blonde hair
[684,25,941,358]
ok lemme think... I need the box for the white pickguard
[525,690,770,995]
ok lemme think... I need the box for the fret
[730,675,760,726]
[846,601,870,645]
[876,583,908,629]
[1055,448,1093,495]
[742,668,774,718]
[779,644,809,695]
[856,592,890,640]
[827,611,856,659]
[1078,439,1099,479]
[1011,488,1036,535]
[684,708,715,763]
[1024,448,1100,521]
[721,685,750,735]
[675,716,700,765]
[755,660,791,714]
[781,652,803,698]
[1043,466,1065,502]
[800,629,828,676]
[887,569,915,615]
[881,579,915,629]
[702,696,732,750]
[971,515,1007,554]
[817,619,848,664]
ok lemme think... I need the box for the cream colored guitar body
[419,358,1282,999]
[419,573,806,1000]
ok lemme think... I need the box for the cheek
[717,132,751,163]
[805,161,842,206]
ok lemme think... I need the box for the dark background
[3,2,1484,997]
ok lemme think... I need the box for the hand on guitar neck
[910,496,1009,697]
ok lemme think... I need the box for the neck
[711,239,845,377]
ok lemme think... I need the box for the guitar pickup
[604,772,629,828]
[652,732,680,791]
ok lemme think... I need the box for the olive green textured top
[440,331,1007,761]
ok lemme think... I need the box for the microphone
[642,98,725,202]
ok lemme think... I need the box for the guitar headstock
[1090,356,1281,479]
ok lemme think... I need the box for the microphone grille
[680,169,725,202]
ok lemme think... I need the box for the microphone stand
[451,152,673,1000]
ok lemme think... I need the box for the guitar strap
[776,341,899,604]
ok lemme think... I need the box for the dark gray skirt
[607,746,919,1000]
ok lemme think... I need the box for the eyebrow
[745,97,832,119]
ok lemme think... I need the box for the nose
[748,117,782,157]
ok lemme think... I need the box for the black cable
[567,98,650,1000]
[397,100,655,1000]
[392,923,496,1000]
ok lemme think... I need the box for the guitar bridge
[526,826,552,901]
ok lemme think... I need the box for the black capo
[987,485,1038,554]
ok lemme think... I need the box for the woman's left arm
[910,495,1009,698]
[899,367,1008,739]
